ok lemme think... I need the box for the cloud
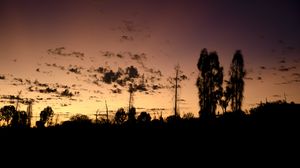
[278,66,296,72]
[99,51,163,81]
[279,59,286,64]
[120,35,134,42]
[95,66,110,73]
[286,46,296,51]
[103,69,123,84]
[245,77,253,80]
[125,66,139,79]
[278,40,285,44]
[111,88,122,94]
[45,63,66,71]
[111,20,152,42]
[68,67,81,74]
[61,89,76,97]
[101,51,116,58]
[90,64,164,94]
[260,66,266,70]
[292,79,300,83]
[13,78,23,83]
[272,95,281,98]
[292,73,300,78]
[47,47,85,60]
[148,108,167,112]
[26,80,80,99]
[122,20,138,33]
[257,77,262,80]
[39,87,57,94]
[129,52,147,66]
[0,95,34,105]
[0,75,5,80]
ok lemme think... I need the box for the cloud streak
[47,47,85,60]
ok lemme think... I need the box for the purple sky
[0,0,299,121]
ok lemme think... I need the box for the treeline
[1,101,300,129]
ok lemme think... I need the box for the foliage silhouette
[114,108,127,125]
[61,114,92,128]
[11,110,28,128]
[37,106,54,128]
[127,107,137,126]
[228,50,246,112]
[137,112,151,124]
[196,48,223,120]
[0,105,15,125]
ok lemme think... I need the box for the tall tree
[229,50,246,112]
[196,48,223,119]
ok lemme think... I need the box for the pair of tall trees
[196,48,246,119]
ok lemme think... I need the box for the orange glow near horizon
[0,0,299,123]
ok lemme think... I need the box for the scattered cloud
[120,35,134,42]
[68,67,81,74]
[260,66,266,70]
[47,47,85,60]
[111,88,122,94]
[0,75,5,80]
[129,52,147,67]
[101,51,117,58]
[278,66,296,72]
[272,95,281,98]
[278,40,285,44]
[39,87,57,94]
[45,63,66,71]
[0,95,34,105]
[89,63,164,94]
[292,73,300,78]
[111,19,151,42]
[61,89,78,97]
[286,46,296,51]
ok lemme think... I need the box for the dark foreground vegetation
[1,101,300,132]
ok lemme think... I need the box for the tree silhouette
[114,108,127,125]
[38,106,54,127]
[167,64,188,117]
[228,50,246,112]
[137,112,151,124]
[69,114,92,127]
[196,48,223,120]
[0,105,16,126]
[11,110,28,128]
[219,82,232,114]
[182,112,195,120]
[127,107,136,125]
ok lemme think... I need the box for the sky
[0,0,299,122]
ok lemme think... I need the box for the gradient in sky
[0,0,299,122]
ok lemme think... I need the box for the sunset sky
[0,0,299,122]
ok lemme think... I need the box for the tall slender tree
[228,50,246,112]
[197,48,223,119]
